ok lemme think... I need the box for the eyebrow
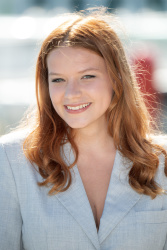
[48,67,99,76]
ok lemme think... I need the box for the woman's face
[47,47,113,131]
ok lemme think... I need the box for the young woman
[0,10,167,250]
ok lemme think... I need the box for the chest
[77,157,114,231]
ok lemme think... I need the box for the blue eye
[82,75,96,79]
[52,78,65,83]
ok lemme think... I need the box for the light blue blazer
[0,131,167,250]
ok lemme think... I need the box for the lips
[64,102,92,113]
[65,102,91,110]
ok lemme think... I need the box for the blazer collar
[97,150,142,244]
[55,143,142,249]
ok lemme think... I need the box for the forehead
[46,47,106,71]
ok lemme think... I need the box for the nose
[65,79,82,100]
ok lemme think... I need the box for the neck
[73,122,115,154]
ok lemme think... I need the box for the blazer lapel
[55,143,100,250]
[98,150,142,244]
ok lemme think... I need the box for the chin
[66,122,89,129]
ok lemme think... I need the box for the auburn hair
[23,10,167,198]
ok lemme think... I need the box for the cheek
[49,86,62,105]
[108,86,113,100]
[102,84,113,109]
[100,81,113,99]
[105,80,113,100]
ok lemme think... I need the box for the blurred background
[0,0,167,135]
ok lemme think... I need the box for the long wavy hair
[23,10,167,198]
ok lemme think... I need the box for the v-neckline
[73,149,119,233]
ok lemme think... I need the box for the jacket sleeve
[0,143,24,250]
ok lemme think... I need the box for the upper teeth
[66,103,90,110]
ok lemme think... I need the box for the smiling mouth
[65,102,91,111]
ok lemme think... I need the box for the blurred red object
[132,47,160,117]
